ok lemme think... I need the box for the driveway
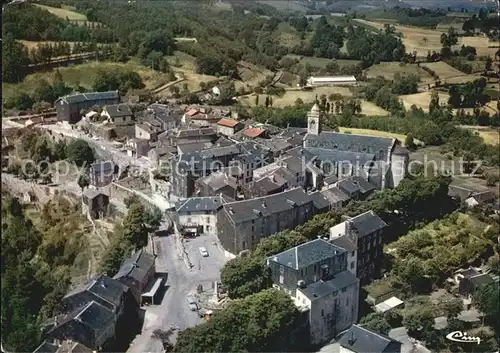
[127,234,228,353]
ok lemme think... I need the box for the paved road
[127,234,227,353]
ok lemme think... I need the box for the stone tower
[307,103,321,135]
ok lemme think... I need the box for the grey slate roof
[304,147,376,167]
[321,186,351,206]
[104,104,132,118]
[338,324,402,353]
[270,238,346,270]
[175,196,223,214]
[304,131,394,155]
[114,249,155,283]
[337,176,376,195]
[324,175,339,185]
[299,270,359,301]
[177,127,216,139]
[64,275,126,311]
[254,177,283,194]
[82,188,108,200]
[58,91,119,105]
[349,210,388,238]
[469,273,495,288]
[223,188,312,224]
[198,145,241,159]
[309,192,331,211]
[330,236,357,252]
[254,137,292,154]
[75,301,115,333]
[33,341,59,353]
[177,141,214,154]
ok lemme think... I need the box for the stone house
[217,188,320,256]
[55,91,120,124]
[147,103,182,130]
[135,121,164,142]
[113,249,156,306]
[89,161,115,188]
[267,239,359,346]
[175,196,223,236]
[82,188,109,220]
[216,118,244,137]
[329,211,388,282]
[195,171,238,199]
[101,104,134,125]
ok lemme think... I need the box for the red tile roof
[217,118,240,128]
[186,109,200,117]
[244,128,265,138]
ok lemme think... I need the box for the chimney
[261,200,267,208]
[348,331,355,346]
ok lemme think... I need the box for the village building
[135,121,164,142]
[55,91,120,124]
[82,188,109,220]
[101,104,134,125]
[267,239,360,345]
[329,211,388,282]
[217,188,321,256]
[195,170,238,199]
[147,103,182,130]
[113,249,156,306]
[216,118,244,137]
[125,138,150,158]
[306,76,357,87]
[175,196,223,236]
[338,325,402,353]
[303,104,409,189]
[89,161,115,187]
[176,128,218,146]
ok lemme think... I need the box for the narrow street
[127,234,227,353]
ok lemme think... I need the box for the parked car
[186,295,198,311]
[199,247,209,257]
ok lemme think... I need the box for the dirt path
[151,73,185,94]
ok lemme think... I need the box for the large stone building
[329,211,388,282]
[217,188,321,256]
[338,324,402,353]
[303,104,409,189]
[55,91,120,124]
[267,239,359,345]
[175,196,223,236]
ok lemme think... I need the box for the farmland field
[34,4,87,21]
[366,61,434,82]
[337,127,420,145]
[284,55,361,69]
[421,61,465,79]
[459,37,499,57]
[459,126,499,145]
[399,91,450,112]
[19,40,79,50]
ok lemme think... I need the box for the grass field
[399,91,450,112]
[421,61,465,79]
[34,4,87,21]
[459,126,499,145]
[338,127,419,145]
[284,55,361,69]
[366,61,434,82]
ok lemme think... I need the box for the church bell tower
[307,103,321,135]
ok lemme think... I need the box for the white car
[199,247,209,257]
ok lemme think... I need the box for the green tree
[123,203,149,249]
[404,133,416,150]
[221,257,270,299]
[360,313,391,335]
[32,138,52,163]
[294,98,304,107]
[77,174,90,191]
[403,306,435,339]
[428,90,440,114]
[474,283,499,331]
[67,139,95,167]
[440,297,462,319]
[53,140,67,161]
[484,56,493,72]
[2,34,30,83]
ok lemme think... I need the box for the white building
[306,76,357,87]
[174,196,223,236]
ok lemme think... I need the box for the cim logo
[446,331,481,345]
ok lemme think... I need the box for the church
[302,103,409,189]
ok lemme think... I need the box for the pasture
[366,61,434,82]
[399,91,450,112]
[34,4,87,21]
[459,37,499,57]
[337,127,418,145]
[460,126,499,146]
[421,61,465,79]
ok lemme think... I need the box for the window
[279,275,284,284]
[351,251,355,256]
[187,217,192,223]
[187,212,191,216]
[350,262,355,269]
[321,309,324,317]
[206,217,210,223]
[341,288,347,293]
[251,234,255,241]
[252,226,255,232]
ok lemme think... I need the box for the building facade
[55,91,120,124]
[175,196,223,235]
[267,239,359,345]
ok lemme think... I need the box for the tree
[484,56,493,72]
[53,140,67,161]
[169,85,180,98]
[77,174,90,191]
[2,34,30,83]
[359,313,391,335]
[174,289,304,353]
[395,256,428,293]
[428,90,440,114]
[294,98,304,107]
[265,96,270,108]
[221,257,270,299]
[32,138,52,163]
[403,306,435,339]
[255,95,260,106]
[123,203,149,249]
[404,133,416,150]
[67,139,95,167]
[474,283,499,330]
[440,298,462,319]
